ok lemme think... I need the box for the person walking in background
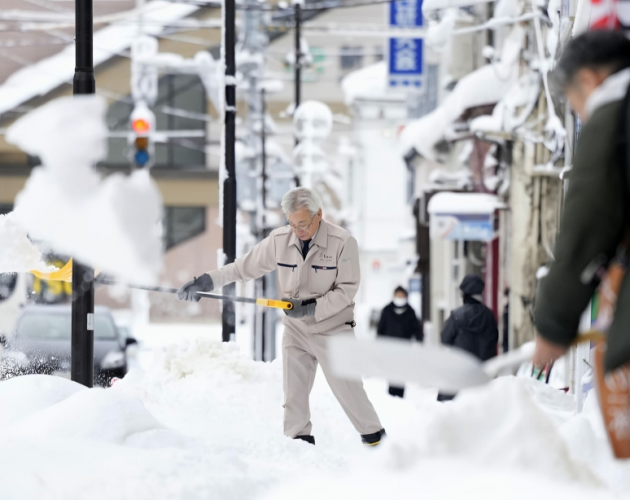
[377,286,422,398]
[439,274,499,401]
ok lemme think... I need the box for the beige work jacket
[208,219,360,333]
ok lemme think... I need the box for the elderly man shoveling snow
[178,187,385,446]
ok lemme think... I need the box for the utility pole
[294,2,301,114]
[293,1,302,187]
[71,0,95,387]
[222,0,237,343]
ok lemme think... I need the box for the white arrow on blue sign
[388,0,424,90]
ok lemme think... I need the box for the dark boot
[361,428,386,446]
[437,393,456,402]
[388,385,405,398]
[294,435,315,445]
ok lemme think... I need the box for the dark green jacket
[534,99,630,372]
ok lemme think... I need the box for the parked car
[0,305,137,386]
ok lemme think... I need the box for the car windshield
[15,313,118,340]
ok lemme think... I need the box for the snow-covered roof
[0,1,198,117]
[400,24,525,161]
[428,192,503,215]
[399,63,517,160]
[340,62,406,106]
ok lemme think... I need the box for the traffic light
[130,102,155,168]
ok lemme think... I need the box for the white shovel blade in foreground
[328,336,490,393]
[328,336,537,393]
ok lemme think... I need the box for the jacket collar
[585,67,630,119]
[288,218,328,249]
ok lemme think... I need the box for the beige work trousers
[282,320,383,438]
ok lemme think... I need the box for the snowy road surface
[0,323,629,500]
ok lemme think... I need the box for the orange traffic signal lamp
[132,118,150,134]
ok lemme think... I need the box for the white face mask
[393,297,407,308]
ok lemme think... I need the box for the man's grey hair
[281,187,322,217]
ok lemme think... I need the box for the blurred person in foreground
[533,30,630,373]
[178,187,385,446]
[377,286,422,398]
[439,274,499,401]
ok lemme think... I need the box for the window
[163,206,206,250]
[374,46,385,63]
[340,46,363,71]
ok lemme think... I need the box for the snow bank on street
[0,374,85,426]
[0,213,52,273]
[6,95,164,284]
[1,336,629,500]
[7,388,164,444]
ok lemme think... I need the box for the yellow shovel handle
[255,298,294,310]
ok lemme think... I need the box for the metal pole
[293,3,302,187]
[71,0,95,387]
[294,3,301,114]
[222,0,237,342]
[260,89,269,361]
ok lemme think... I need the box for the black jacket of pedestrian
[377,303,422,341]
[441,296,498,361]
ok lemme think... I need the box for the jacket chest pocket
[310,265,337,295]
[277,263,297,293]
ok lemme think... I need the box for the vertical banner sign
[388,0,424,89]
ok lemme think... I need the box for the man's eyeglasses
[286,214,316,232]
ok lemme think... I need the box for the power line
[153,0,402,13]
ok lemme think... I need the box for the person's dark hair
[552,30,630,91]
[394,286,408,297]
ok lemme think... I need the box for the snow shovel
[94,278,294,310]
[328,330,603,394]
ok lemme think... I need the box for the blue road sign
[389,0,423,28]
[388,37,423,88]
[388,0,424,89]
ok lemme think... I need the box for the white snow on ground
[1,325,630,500]
[0,212,52,273]
[7,95,164,284]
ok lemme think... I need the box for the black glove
[177,274,214,302]
[283,298,316,319]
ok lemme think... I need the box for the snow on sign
[427,193,501,241]
[388,0,424,89]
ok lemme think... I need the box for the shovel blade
[328,336,491,393]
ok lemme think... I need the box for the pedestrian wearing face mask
[376,286,422,398]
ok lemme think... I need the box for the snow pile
[2,335,629,500]
[341,62,405,106]
[427,192,502,214]
[0,212,52,273]
[7,388,164,444]
[7,95,164,284]
[0,374,85,426]
[399,27,522,160]
[471,71,541,134]
[263,377,610,500]
[419,377,595,484]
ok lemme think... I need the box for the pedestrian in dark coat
[377,286,422,398]
[438,274,498,401]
